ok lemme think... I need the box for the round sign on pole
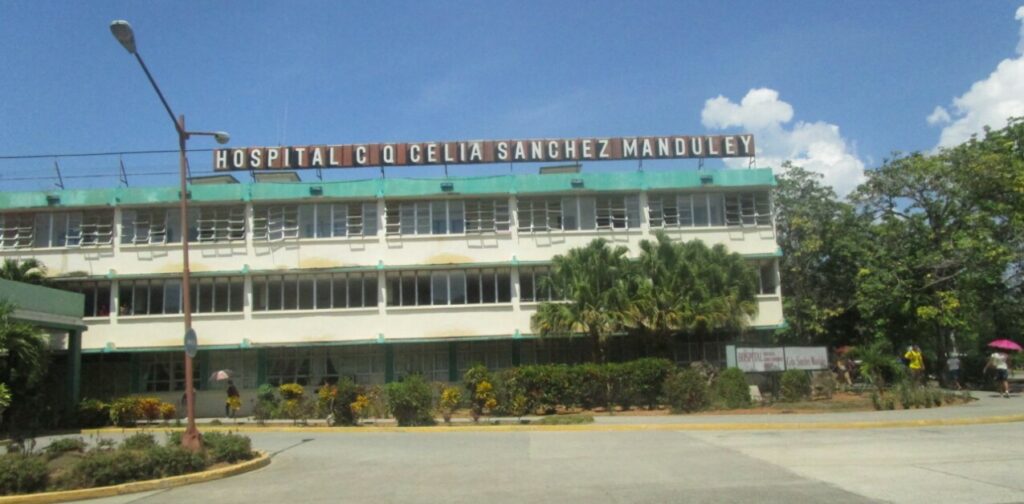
[184,328,198,358]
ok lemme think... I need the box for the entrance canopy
[0,278,86,332]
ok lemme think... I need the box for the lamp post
[110,20,229,452]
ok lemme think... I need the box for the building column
[65,330,82,410]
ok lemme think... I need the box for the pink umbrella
[209,369,234,382]
[987,339,1023,352]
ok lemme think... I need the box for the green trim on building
[0,168,776,211]
[0,278,85,319]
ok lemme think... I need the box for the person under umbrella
[984,339,1021,398]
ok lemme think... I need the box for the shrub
[385,375,435,426]
[278,383,311,424]
[0,454,49,495]
[77,398,109,428]
[779,370,811,402]
[662,369,710,413]
[121,433,157,451]
[44,437,87,460]
[606,363,637,410]
[146,446,207,477]
[159,403,177,422]
[278,383,306,401]
[165,431,182,447]
[108,396,144,427]
[138,397,163,423]
[317,378,362,426]
[438,386,462,424]
[535,413,594,425]
[253,384,279,423]
[570,363,611,409]
[810,371,836,399]
[362,385,389,419]
[67,449,152,487]
[202,432,254,464]
[714,368,751,409]
[620,358,675,410]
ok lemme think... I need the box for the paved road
[74,421,1023,504]
[25,392,1021,504]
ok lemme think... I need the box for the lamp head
[109,20,137,54]
[213,132,231,145]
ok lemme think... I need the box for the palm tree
[0,301,50,427]
[0,258,48,285]
[530,239,632,363]
[623,232,759,357]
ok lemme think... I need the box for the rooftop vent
[253,171,301,183]
[539,164,581,175]
[190,174,240,185]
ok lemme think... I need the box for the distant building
[0,168,783,416]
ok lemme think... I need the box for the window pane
[298,276,315,310]
[431,201,447,234]
[97,285,111,316]
[416,202,431,234]
[579,197,596,230]
[268,276,283,310]
[230,278,244,312]
[149,281,165,314]
[283,277,298,310]
[362,202,378,236]
[298,205,315,238]
[401,273,416,307]
[693,194,709,226]
[448,201,464,234]
[431,272,448,305]
[214,279,230,312]
[466,270,481,304]
[333,275,348,308]
[315,204,332,238]
[348,275,363,308]
[449,271,466,305]
[363,275,377,307]
[482,270,496,303]
[708,193,724,226]
[386,273,400,307]
[316,277,332,309]
[561,197,578,230]
[133,283,149,315]
[163,281,181,314]
[416,272,431,305]
[520,270,534,302]
[497,270,511,302]
[253,278,267,311]
[199,279,214,313]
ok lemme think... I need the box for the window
[725,192,772,227]
[595,195,641,229]
[252,272,378,311]
[518,266,562,302]
[0,213,35,249]
[59,281,112,317]
[649,193,732,228]
[464,199,510,233]
[457,341,516,374]
[386,268,512,306]
[140,352,198,392]
[1,211,114,249]
[192,206,246,242]
[253,202,377,241]
[560,196,596,230]
[385,200,466,236]
[517,198,562,232]
[266,348,312,386]
[207,350,258,389]
[333,345,386,385]
[758,261,777,295]
[393,343,450,382]
[121,208,180,244]
[118,277,242,316]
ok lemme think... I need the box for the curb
[0,451,270,504]
[79,413,1024,435]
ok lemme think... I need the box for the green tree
[0,301,50,429]
[624,232,759,356]
[531,239,631,362]
[0,259,48,285]
[773,163,865,346]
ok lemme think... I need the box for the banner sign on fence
[727,346,829,372]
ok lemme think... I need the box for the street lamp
[110,20,229,451]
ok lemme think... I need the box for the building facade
[0,168,783,416]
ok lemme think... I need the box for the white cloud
[701,88,865,197]
[931,7,1024,148]
[927,106,951,126]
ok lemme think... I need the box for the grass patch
[535,414,595,425]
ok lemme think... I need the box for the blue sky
[2,1,1023,195]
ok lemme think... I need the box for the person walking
[984,351,1011,398]
[225,380,241,417]
[946,354,962,390]
[904,345,925,385]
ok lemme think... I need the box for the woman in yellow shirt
[904,345,924,384]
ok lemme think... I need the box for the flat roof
[0,168,775,211]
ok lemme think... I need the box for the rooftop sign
[213,134,755,171]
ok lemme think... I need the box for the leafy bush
[202,432,254,464]
[438,386,462,424]
[159,402,177,422]
[569,363,611,409]
[44,437,87,460]
[278,383,311,424]
[779,370,811,402]
[77,398,109,428]
[108,396,144,427]
[714,368,751,409]
[385,375,435,426]
[316,378,362,426]
[0,454,49,495]
[278,383,305,401]
[535,413,594,425]
[122,433,157,451]
[165,431,182,447]
[138,397,163,423]
[662,369,710,413]
[253,384,279,423]
[66,449,152,487]
[148,446,207,476]
[619,358,675,410]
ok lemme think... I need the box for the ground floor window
[393,343,449,382]
[139,352,199,392]
[456,340,516,375]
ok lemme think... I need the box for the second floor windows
[649,191,771,229]
[117,277,244,316]
[383,198,509,236]
[0,210,114,249]
[121,208,181,245]
[252,202,378,242]
[518,195,640,232]
[386,268,512,307]
[195,206,246,243]
[252,272,378,311]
